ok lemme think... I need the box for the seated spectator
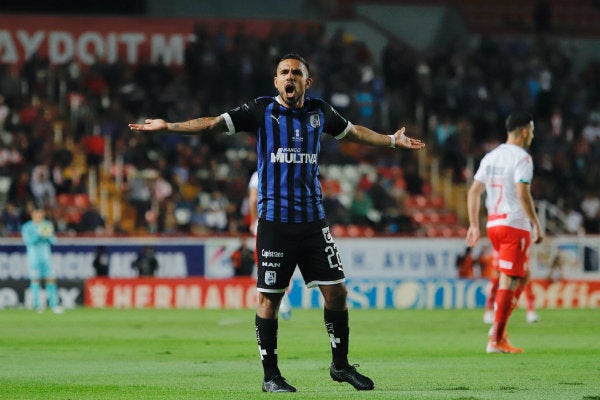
[0,143,23,174]
[1,202,22,234]
[434,114,456,150]
[8,171,33,204]
[581,191,600,233]
[174,199,194,232]
[349,188,375,225]
[78,204,106,233]
[82,131,105,169]
[126,172,152,231]
[582,114,600,145]
[403,159,423,195]
[50,144,74,194]
[204,190,230,232]
[565,206,584,234]
[30,165,56,209]
[322,190,349,226]
[0,95,9,129]
[367,175,399,230]
[152,171,174,232]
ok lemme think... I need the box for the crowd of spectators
[0,18,599,236]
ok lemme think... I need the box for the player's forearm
[519,193,541,228]
[467,182,484,227]
[167,116,226,134]
[467,194,480,228]
[516,183,541,227]
[346,125,391,147]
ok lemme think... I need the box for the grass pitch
[0,307,598,399]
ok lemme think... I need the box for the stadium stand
[0,1,598,237]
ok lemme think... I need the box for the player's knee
[257,292,284,316]
[322,284,347,310]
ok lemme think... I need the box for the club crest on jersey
[265,271,277,285]
[293,129,303,143]
[309,114,320,128]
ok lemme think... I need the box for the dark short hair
[505,111,533,132]
[277,53,310,74]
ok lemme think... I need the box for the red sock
[524,283,535,312]
[486,278,499,311]
[491,289,514,343]
[513,282,524,311]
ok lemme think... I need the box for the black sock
[324,308,349,369]
[255,315,280,380]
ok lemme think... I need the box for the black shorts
[256,219,345,293]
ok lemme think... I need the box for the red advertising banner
[526,279,600,309]
[84,277,600,309]
[85,277,257,309]
[0,15,320,67]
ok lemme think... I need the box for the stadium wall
[1,235,598,310]
[1,236,597,281]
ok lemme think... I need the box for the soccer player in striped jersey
[249,170,292,320]
[129,53,425,392]
[466,111,544,354]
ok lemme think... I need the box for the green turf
[0,307,598,399]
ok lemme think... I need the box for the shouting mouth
[284,83,295,97]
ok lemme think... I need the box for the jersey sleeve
[221,98,266,135]
[514,154,533,184]
[473,155,488,183]
[320,100,352,140]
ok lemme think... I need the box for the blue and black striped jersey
[222,96,352,223]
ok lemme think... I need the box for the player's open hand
[396,128,425,149]
[129,119,168,132]
[465,225,480,247]
[532,224,544,244]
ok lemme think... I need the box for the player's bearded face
[274,59,311,108]
[524,123,534,148]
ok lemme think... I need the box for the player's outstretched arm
[129,116,227,135]
[345,125,425,150]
